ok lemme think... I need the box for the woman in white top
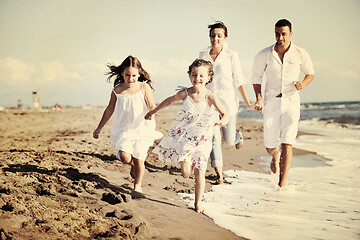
[199,21,254,184]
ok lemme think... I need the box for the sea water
[178,101,360,240]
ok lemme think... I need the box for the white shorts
[115,139,153,161]
[263,98,300,148]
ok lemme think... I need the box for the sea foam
[179,119,360,240]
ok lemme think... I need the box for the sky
[0,0,359,108]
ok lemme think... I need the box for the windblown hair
[275,19,292,31]
[187,58,214,84]
[208,21,228,37]
[106,55,152,88]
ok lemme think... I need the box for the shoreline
[0,107,316,239]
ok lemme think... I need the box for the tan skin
[209,28,256,184]
[253,26,314,187]
[93,67,156,193]
[145,66,229,213]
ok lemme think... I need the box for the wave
[301,101,360,111]
[239,101,360,127]
[320,115,360,125]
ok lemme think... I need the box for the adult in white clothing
[252,19,315,187]
[200,21,254,184]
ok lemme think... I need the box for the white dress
[110,84,162,161]
[152,89,215,170]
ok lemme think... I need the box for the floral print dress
[152,88,216,170]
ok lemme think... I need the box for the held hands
[214,119,227,128]
[144,110,158,120]
[254,98,264,114]
[294,81,304,90]
[247,104,257,111]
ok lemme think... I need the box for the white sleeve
[251,49,268,85]
[300,49,315,75]
[232,52,246,87]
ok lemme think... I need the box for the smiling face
[275,26,292,48]
[189,66,211,88]
[121,67,140,87]
[210,28,227,49]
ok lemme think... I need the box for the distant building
[32,91,41,110]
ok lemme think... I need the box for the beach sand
[0,106,313,239]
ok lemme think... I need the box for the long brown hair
[106,56,152,88]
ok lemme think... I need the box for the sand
[0,106,313,239]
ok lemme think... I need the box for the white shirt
[252,43,314,103]
[199,45,246,115]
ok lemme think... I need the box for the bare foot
[195,204,204,213]
[215,178,224,184]
[134,182,143,193]
[278,180,285,187]
[131,190,145,199]
[235,138,244,149]
[235,132,244,149]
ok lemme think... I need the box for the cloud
[313,61,360,83]
[0,57,36,86]
[140,58,191,81]
[39,61,79,84]
[0,57,105,87]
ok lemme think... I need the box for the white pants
[263,96,300,148]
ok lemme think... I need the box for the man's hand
[294,81,304,90]
[254,98,264,114]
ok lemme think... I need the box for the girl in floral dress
[145,59,229,213]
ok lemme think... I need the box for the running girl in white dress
[145,59,229,213]
[93,56,162,194]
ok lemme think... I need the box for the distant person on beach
[252,19,315,187]
[199,21,255,184]
[145,59,229,213]
[93,56,162,195]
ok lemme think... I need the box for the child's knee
[119,151,132,164]
[181,169,192,178]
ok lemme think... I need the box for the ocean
[179,101,360,240]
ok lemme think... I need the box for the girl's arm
[238,85,255,110]
[208,92,229,127]
[93,91,116,139]
[143,83,157,110]
[144,90,186,120]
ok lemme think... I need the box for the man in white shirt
[252,19,315,187]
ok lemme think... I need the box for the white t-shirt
[199,45,246,115]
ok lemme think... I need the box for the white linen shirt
[252,43,314,103]
[199,45,246,115]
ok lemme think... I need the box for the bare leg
[119,151,136,178]
[133,158,145,192]
[180,161,193,178]
[266,146,280,174]
[194,168,205,213]
[278,144,292,187]
[214,166,223,184]
[119,151,133,164]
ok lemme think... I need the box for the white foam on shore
[178,120,360,240]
